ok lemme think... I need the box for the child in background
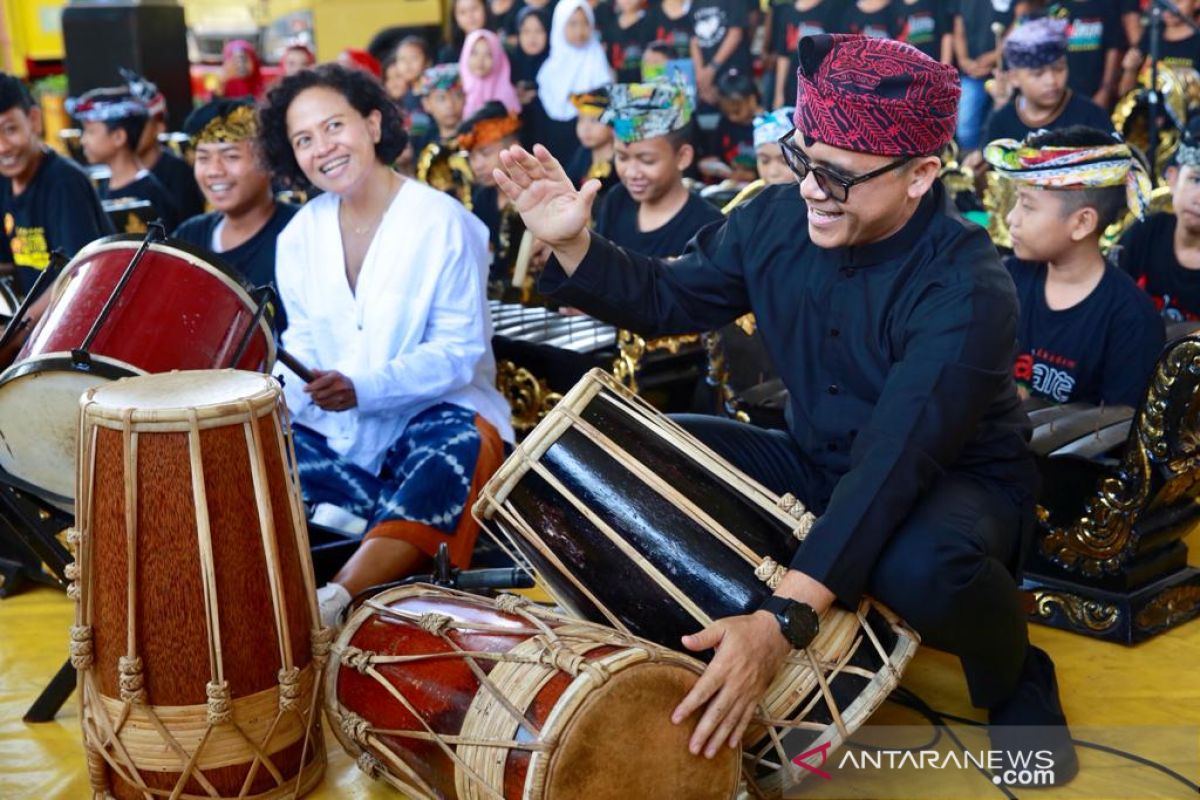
[69,86,180,228]
[536,0,613,160]
[511,7,551,151]
[221,40,264,100]
[987,127,1164,407]
[565,86,618,197]
[769,0,838,110]
[393,36,433,114]
[461,29,522,116]
[844,0,900,39]
[456,101,524,278]
[752,106,796,185]
[440,0,491,62]
[654,0,696,61]
[896,0,952,62]
[281,41,315,77]
[701,67,760,183]
[604,0,654,82]
[413,64,467,157]
[690,0,751,105]
[595,80,723,257]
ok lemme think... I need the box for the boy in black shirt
[1047,0,1123,109]
[701,67,760,183]
[455,101,525,280]
[1118,128,1200,321]
[565,86,618,196]
[1118,0,1200,96]
[604,0,654,81]
[652,0,696,61]
[172,99,297,328]
[982,17,1113,146]
[987,127,1163,407]
[769,0,838,109]
[844,0,900,39]
[412,64,466,158]
[127,72,206,221]
[690,0,751,105]
[0,73,111,296]
[68,86,180,229]
[595,80,722,256]
[953,0,1012,150]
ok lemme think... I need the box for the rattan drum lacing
[70,383,331,800]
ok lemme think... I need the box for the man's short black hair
[716,67,758,101]
[259,63,408,189]
[1024,126,1131,231]
[0,73,33,115]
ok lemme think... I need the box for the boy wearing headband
[987,126,1163,406]
[595,80,722,257]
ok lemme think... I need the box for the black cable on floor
[885,686,1200,796]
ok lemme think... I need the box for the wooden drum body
[325,584,740,800]
[474,370,920,795]
[0,236,274,505]
[69,370,326,800]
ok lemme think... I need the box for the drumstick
[276,347,316,384]
[511,230,535,288]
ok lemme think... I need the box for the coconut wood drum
[0,236,274,506]
[325,583,741,800]
[473,369,920,795]
[68,370,326,800]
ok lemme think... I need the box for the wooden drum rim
[80,369,281,429]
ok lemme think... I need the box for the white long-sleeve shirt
[275,178,513,475]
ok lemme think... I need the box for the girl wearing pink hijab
[221,39,264,99]
[459,29,521,117]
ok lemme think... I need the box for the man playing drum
[496,34,1077,785]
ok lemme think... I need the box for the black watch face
[782,604,818,648]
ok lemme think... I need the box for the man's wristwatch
[759,596,820,650]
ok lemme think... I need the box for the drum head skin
[85,369,277,417]
[542,662,740,800]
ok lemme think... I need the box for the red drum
[325,584,741,800]
[0,235,274,505]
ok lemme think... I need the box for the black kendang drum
[473,370,919,794]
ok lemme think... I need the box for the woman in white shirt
[259,64,513,626]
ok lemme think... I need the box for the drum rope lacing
[70,384,328,800]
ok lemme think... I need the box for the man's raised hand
[495,144,599,271]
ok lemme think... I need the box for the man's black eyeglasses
[777,128,912,202]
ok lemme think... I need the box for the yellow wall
[1,0,66,75]
[310,0,442,61]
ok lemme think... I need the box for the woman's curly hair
[257,63,407,189]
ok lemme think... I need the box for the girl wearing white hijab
[536,0,613,157]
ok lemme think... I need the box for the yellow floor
[2,529,1199,799]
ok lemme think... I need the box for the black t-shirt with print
[843,2,902,39]
[692,0,751,70]
[1118,212,1200,322]
[895,0,951,59]
[981,90,1114,145]
[173,202,298,298]
[711,115,756,172]
[1136,29,1200,76]
[0,148,113,295]
[955,0,1012,59]
[1007,256,1164,406]
[1047,0,1123,98]
[103,171,181,231]
[604,11,655,81]
[651,1,697,60]
[594,183,724,258]
[770,1,840,106]
[150,147,206,222]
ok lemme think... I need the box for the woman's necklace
[342,172,399,235]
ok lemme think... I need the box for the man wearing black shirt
[68,86,180,230]
[989,127,1163,407]
[0,74,111,296]
[595,81,723,256]
[172,99,297,329]
[1119,132,1200,321]
[496,34,1077,783]
[1047,0,1123,108]
[982,17,1113,146]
